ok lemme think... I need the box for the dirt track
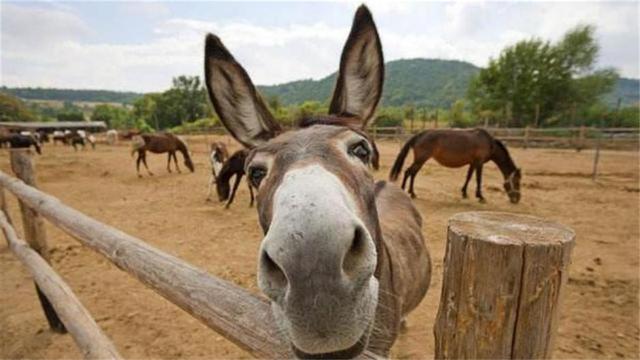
[1,135,638,359]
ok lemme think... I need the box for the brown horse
[390,128,522,203]
[205,141,229,202]
[215,149,254,208]
[131,133,194,177]
[204,5,431,357]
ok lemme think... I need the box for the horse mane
[492,138,516,174]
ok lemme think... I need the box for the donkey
[390,128,522,203]
[215,149,254,208]
[204,5,431,357]
[205,141,229,201]
[131,133,195,177]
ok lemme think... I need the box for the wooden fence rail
[0,211,122,360]
[0,150,379,359]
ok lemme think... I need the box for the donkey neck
[490,142,516,179]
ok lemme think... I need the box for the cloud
[1,2,637,92]
[117,2,170,19]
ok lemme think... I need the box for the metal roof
[0,121,107,131]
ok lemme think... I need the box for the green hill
[603,77,640,107]
[258,58,480,108]
[2,59,637,109]
[0,86,142,105]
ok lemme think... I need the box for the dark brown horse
[205,141,229,201]
[204,5,430,357]
[215,149,254,208]
[390,128,521,203]
[131,133,194,177]
[0,134,42,154]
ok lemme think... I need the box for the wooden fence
[175,126,638,151]
[1,149,576,359]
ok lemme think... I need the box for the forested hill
[258,58,481,108]
[1,58,637,108]
[0,86,142,104]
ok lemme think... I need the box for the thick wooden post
[9,149,66,333]
[524,126,530,149]
[0,186,13,225]
[435,212,575,359]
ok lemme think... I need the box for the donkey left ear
[329,5,384,128]
[204,34,281,148]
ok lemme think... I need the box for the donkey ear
[204,34,281,148]
[329,5,384,128]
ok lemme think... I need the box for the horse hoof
[410,193,417,199]
[138,174,143,178]
[478,198,486,204]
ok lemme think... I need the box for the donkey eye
[349,141,371,163]
[248,166,267,188]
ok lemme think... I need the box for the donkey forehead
[251,125,366,161]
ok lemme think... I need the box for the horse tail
[130,135,145,157]
[389,133,419,181]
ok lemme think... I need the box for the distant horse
[0,134,42,154]
[215,149,254,208]
[390,128,521,203]
[67,132,86,151]
[205,141,229,202]
[131,133,194,177]
[52,131,67,145]
[38,131,50,143]
[106,129,119,145]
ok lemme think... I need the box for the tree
[91,104,136,129]
[0,92,38,122]
[468,25,617,127]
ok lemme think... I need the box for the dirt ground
[1,135,638,359]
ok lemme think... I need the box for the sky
[1,1,638,92]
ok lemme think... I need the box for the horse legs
[225,174,243,209]
[248,181,254,208]
[205,174,215,202]
[167,153,173,173]
[475,163,486,203]
[141,151,153,176]
[461,165,475,199]
[136,152,142,178]
[406,157,428,199]
[173,152,181,173]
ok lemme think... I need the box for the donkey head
[204,5,384,357]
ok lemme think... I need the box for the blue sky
[1,1,638,92]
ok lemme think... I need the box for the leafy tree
[57,111,85,122]
[91,104,136,129]
[0,92,38,122]
[468,25,617,127]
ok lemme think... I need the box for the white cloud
[1,2,637,92]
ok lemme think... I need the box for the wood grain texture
[0,169,380,359]
[435,211,575,359]
[9,149,67,333]
[0,211,122,360]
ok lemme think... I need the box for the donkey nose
[258,222,375,302]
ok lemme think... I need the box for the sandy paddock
[1,135,638,359]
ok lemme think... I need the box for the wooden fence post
[577,125,586,152]
[9,149,66,333]
[524,125,530,149]
[0,186,13,225]
[435,211,575,359]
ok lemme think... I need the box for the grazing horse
[52,131,67,145]
[69,132,86,151]
[390,128,522,203]
[1,134,42,154]
[215,149,254,208]
[205,141,229,202]
[204,5,431,357]
[131,133,194,177]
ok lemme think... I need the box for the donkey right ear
[204,34,281,148]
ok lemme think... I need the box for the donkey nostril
[343,226,367,277]
[260,250,287,294]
